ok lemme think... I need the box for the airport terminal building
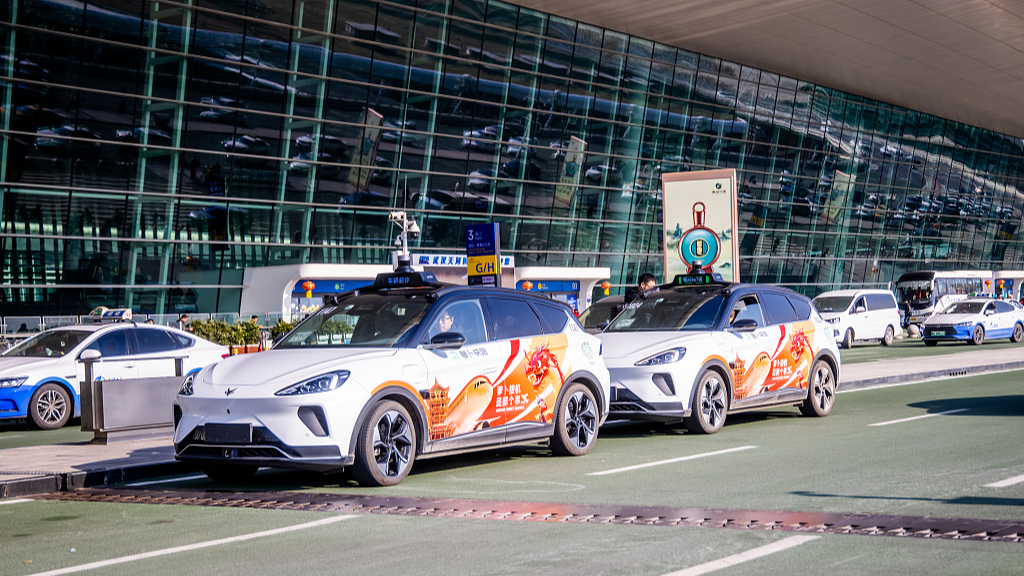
[2,0,1022,316]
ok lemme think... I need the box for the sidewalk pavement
[3,346,1023,499]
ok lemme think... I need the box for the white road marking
[868,408,969,427]
[588,446,757,476]
[124,474,209,487]
[986,474,1024,488]
[662,535,819,576]
[0,498,34,505]
[24,515,356,576]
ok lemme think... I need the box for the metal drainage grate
[34,488,1024,543]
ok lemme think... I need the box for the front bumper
[174,423,353,472]
[920,325,971,341]
[608,386,689,423]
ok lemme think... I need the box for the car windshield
[812,296,853,313]
[579,299,621,332]
[941,302,984,315]
[277,294,432,348]
[3,330,90,357]
[605,291,725,332]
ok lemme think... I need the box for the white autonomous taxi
[921,298,1024,346]
[1,315,228,429]
[595,274,841,434]
[173,267,610,486]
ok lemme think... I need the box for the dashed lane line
[588,446,757,476]
[868,408,969,427]
[0,498,33,505]
[124,474,209,487]
[662,535,820,576]
[986,474,1024,488]
[23,515,357,576]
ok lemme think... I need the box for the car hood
[924,313,978,325]
[203,348,399,386]
[817,312,846,320]
[0,356,62,375]
[596,331,708,363]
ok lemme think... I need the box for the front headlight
[635,348,687,366]
[0,376,28,388]
[826,317,840,324]
[954,321,973,327]
[275,370,350,396]
[178,373,195,396]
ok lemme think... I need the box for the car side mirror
[424,332,466,350]
[984,309,994,316]
[730,318,758,333]
[855,306,866,313]
[79,349,101,361]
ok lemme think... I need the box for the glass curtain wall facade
[2,0,1023,315]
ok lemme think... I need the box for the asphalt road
[2,370,1022,576]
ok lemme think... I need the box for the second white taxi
[595,274,841,434]
[920,298,1024,346]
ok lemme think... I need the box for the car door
[129,328,187,378]
[77,329,138,383]
[486,297,571,443]
[417,297,507,451]
[990,300,1014,337]
[980,301,1000,336]
[849,296,870,341]
[758,292,812,399]
[724,293,776,408]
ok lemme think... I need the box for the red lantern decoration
[302,280,315,298]
[601,281,611,296]
[522,280,533,291]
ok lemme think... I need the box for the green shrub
[271,318,299,340]
[190,318,265,346]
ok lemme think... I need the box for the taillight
[221,353,231,359]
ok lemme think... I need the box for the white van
[812,289,902,348]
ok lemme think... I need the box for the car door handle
[123,364,136,369]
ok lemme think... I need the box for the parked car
[1,321,227,429]
[222,135,269,155]
[594,274,841,433]
[294,134,347,156]
[115,127,172,145]
[461,130,497,152]
[921,298,1024,346]
[34,125,103,157]
[288,152,342,178]
[467,168,511,193]
[585,165,622,184]
[812,289,902,348]
[200,109,247,126]
[173,269,610,485]
[505,136,536,158]
[200,96,247,109]
[410,189,512,213]
[499,158,541,180]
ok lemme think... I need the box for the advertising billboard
[554,136,587,207]
[661,169,739,282]
[348,108,385,190]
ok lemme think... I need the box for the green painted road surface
[2,371,1022,575]
[0,421,90,450]
[839,335,1022,364]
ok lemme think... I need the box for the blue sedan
[921,298,1024,346]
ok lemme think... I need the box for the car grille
[610,402,648,412]
[191,425,281,444]
[924,326,956,336]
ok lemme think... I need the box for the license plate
[205,423,252,444]
[929,330,943,336]
[908,317,918,323]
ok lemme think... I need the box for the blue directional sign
[465,223,501,287]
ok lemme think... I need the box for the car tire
[970,325,985,346]
[881,326,895,346]
[28,383,71,430]
[924,340,938,347]
[202,465,258,483]
[841,328,854,349]
[1010,323,1023,343]
[550,382,598,456]
[800,360,836,417]
[684,369,727,434]
[351,400,416,487]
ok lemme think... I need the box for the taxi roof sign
[371,270,441,290]
[672,273,726,286]
[88,306,134,321]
